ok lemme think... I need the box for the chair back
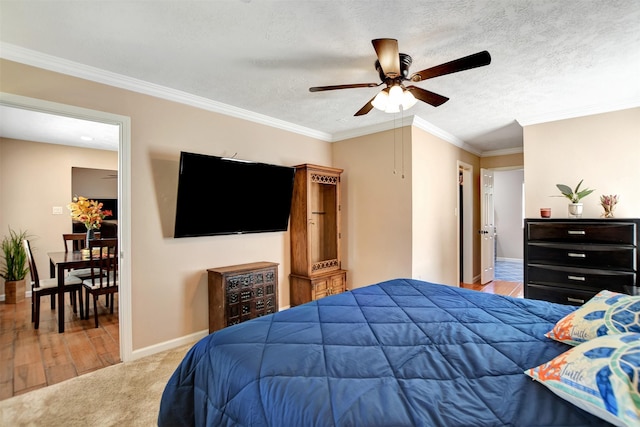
[86,238,118,289]
[62,232,101,252]
[23,239,39,288]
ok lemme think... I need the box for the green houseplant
[556,180,594,218]
[1,228,29,304]
[556,179,595,203]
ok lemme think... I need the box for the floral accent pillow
[526,332,640,427]
[547,290,640,346]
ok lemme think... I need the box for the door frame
[457,161,474,285]
[0,92,133,362]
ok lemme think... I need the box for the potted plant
[1,228,29,304]
[556,180,595,218]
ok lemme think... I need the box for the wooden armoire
[289,164,347,306]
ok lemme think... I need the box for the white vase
[568,203,583,218]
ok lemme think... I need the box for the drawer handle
[568,252,586,258]
[567,297,585,304]
[568,275,586,281]
[567,230,586,235]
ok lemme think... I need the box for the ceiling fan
[309,39,491,116]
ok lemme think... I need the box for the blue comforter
[158,279,610,426]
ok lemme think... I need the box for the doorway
[492,168,525,281]
[0,93,132,368]
[457,161,473,285]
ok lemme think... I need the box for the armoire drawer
[526,283,598,306]
[527,222,636,245]
[527,264,636,291]
[527,243,636,270]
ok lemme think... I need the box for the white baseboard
[130,305,293,361]
[130,329,209,361]
[496,257,523,263]
[0,290,31,301]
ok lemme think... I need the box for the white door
[480,168,495,284]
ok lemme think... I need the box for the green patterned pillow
[526,332,640,426]
[547,290,640,346]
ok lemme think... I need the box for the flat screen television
[174,151,296,238]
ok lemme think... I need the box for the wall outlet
[52,206,64,215]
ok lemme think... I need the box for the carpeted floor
[0,342,194,426]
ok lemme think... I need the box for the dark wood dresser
[524,218,640,305]
[207,262,278,333]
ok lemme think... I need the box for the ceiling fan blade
[354,94,378,116]
[409,50,491,82]
[309,83,380,92]
[372,38,401,78]
[405,86,449,107]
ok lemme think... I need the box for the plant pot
[4,279,26,304]
[568,203,583,218]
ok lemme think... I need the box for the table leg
[57,265,65,333]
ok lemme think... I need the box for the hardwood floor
[0,279,520,402]
[0,293,119,401]
[460,279,524,298]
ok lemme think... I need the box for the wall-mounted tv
[174,151,296,238]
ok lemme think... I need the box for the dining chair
[62,232,101,252]
[83,238,118,328]
[23,239,84,329]
[63,232,104,280]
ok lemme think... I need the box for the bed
[158,278,613,426]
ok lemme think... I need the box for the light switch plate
[52,206,64,215]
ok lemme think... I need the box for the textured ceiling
[1,0,639,155]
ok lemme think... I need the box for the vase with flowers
[600,194,619,218]
[67,196,113,246]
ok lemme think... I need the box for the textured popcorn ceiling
[1,0,639,154]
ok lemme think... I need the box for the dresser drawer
[525,283,598,306]
[527,243,636,270]
[527,264,636,291]
[527,222,636,244]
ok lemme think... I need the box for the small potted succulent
[556,180,595,218]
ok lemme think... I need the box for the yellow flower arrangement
[67,196,113,230]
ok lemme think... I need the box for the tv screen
[174,151,296,237]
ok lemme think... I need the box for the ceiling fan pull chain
[393,112,397,175]
[401,108,405,179]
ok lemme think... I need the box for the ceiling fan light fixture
[371,90,389,111]
[402,90,417,110]
[388,85,404,105]
[384,103,401,114]
[372,85,417,113]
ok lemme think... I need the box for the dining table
[48,250,92,333]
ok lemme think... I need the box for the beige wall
[524,108,640,219]
[0,59,332,351]
[0,138,118,296]
[332,125,482,289]
[411,127,481,286]
[480,152,523,169]
[332,128,414,288]
[6,55,619,355]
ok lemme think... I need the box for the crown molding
[480,146,524,157]
[1,42,498,156]
[517,98,640,127]
[0,42,332,142]
[412,116,482,156]
[332,114,482,156]
[330,114,415,141]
